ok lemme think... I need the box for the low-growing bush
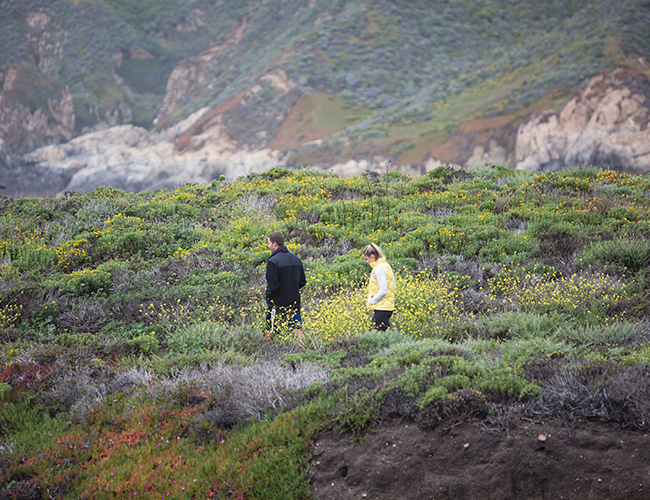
[301,287,372,341]
[491,269,627,325]
[475,367,542,402]
[535,361,650,428]
[58,268,112,296]
[166,321,264,356]
[577,237,650,272]
[12,243,57,272]
[334,386,380,441]
[481,311,573,340]
[128,331,160,354]
[557,321,641,346]
[394,271,469,338]
[0,300,23,330]
[357,329,412,354]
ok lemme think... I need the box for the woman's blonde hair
[362,243,385,259]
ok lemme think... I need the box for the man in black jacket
[266,231,307,339]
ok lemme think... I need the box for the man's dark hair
[269,231,284,247]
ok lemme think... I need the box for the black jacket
[266,246,306,308]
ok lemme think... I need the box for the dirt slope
[309,418,650,500]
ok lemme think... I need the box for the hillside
[1,165,650,498]
[1,0,650,196]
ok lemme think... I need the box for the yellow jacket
[367,257,396,311]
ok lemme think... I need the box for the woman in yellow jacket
[362,243,396,331]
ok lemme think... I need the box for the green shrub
[166,321,264,356]
[482,311,572,340]
[469,164,514,181]
[578,238,650,272]
[55,238,91,272]
[58,268,112,296]
[397,364,432,397]
[303,380,325,397]
[357,329,412,354]
[13,243,57,272]
[557,322,640,346]
[420,385,448,405]
[334,387,380,441]
[475,367,541,401]
[0,382,12,400]
[0,300,23,330]
[503,338,576,365]
[58,332,97,346]
[435,374,471,393]
[563,165,603,179]
[128,331,160,354]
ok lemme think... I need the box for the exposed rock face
[24,8,68,72]
[1,35,303,198]
[157,17,250,126]
[516,69,650,173]
[0,64,75,155]
[4,115,284,198]
[0,137,77,199]
[5,55,649,198]
[465,139,514,169]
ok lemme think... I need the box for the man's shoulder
[270,248,303,266]
[289,251,304,266]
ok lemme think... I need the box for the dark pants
[266,305,302,335]
[372,310,393,331]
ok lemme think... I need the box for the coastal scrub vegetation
[1,164,650,498]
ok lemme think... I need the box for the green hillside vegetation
[1,165,650,498]
[2,0,649,153]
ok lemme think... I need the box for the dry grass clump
[537,228,588,272]
[55,297,110,333]
[44,364,137,423]
[5,348,328,427]
[127,360,329,425]
[461,288,508,315]
[2,344,137,422]
[528,361,650,429]
[441,255,486,284]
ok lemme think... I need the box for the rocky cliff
[3,67,650,198]
[0,64,75,155]
[516,68,650,173]
[8,116,284,198]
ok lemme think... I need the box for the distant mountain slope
[1,0,650,196]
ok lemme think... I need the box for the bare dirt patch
[309,418,650,500]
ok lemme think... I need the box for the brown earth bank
[309,418,650,500]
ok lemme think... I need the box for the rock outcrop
[3,113,284,198]
[4,57,650,198]
[0,64,75,155]
[156,17,251,128]
[0,32,305,198]
[516,68,650,173]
